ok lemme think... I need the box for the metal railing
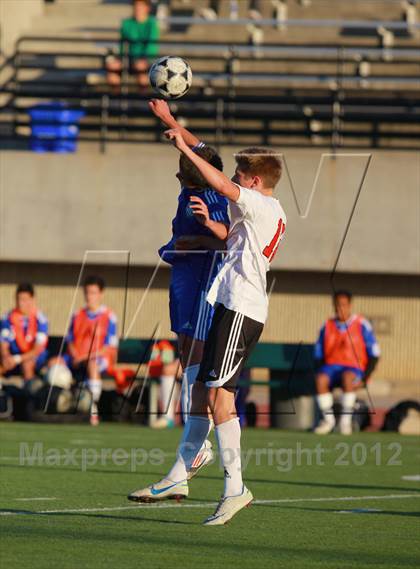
[1,34,419,151]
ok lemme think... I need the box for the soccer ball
[149,56,192,99]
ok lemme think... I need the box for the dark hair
[16,283,34,296]
[333,290,352,302]
[83,275,105,291]
[179,145,223,190]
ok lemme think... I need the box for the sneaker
[90,402,99,426]
[314,418,335,434]
[338,421,353,435]
[203,486,253,526]
[90,413,99,426]
[187,439,214,480]
[127,478,188,503]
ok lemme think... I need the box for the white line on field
[14,497,57,502]
[0,493,418,517]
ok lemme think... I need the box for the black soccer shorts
[196,304,264,392]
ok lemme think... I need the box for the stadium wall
[1,145,419,384]
[0,0,44,55]
[0,144,419,274]
[0,262,419,385]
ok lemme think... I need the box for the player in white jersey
[128,129,286,526]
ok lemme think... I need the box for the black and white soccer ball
[149,56,192,99]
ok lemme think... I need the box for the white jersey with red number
[207,184,286,323]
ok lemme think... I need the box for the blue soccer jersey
[0,309,49,370]
[159,182,230,341]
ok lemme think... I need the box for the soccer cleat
[187,439,214,480]
[127,478,188,503]
[314,418,335,434]
[90,413,99,426]
[203,486,253,526]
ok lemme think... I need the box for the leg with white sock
[209,387,244,497]
[167,381,210,482]
[202,385,253,526]
[157,374,175,424]
[178,335,214,474]
[86,359,103,426]
[314,373,335,434]
[181,364,200,423]
[157,360,178,427]
[215,417,243,497]
[127,381,211,503]
[338,372,359,435]
[87,378,102,426]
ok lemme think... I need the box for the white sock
[340,392,356,428]
[160,374,175,421]
[181,364,200,423]
[87,379,102,404]
[215,418,243,497]
[316,392,335,424]
[167,416,210,482]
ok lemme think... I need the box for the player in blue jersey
[129,99,229,477]
[0,283,49,381]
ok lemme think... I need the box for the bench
[45,336,316,428]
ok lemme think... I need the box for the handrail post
[100,93,109,154]
[215,97,224,151]
[120,39,130,140]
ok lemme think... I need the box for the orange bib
[9,309,38,353]
[72,308,112,359]
[324,316,368,371]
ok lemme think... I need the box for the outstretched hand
[148,98,172,122]
[165,128,188,151]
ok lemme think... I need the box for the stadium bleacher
[0,0,419,150]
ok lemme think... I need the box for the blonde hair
[235,147,282,189]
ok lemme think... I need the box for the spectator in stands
[51,275,118,426]
[313,290,380,435]
[106,0,159,90]
[0,283,48,381]
[149,340,181,429]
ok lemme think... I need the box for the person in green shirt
[106,0,160,89]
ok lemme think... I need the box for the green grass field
[1,422,419,569]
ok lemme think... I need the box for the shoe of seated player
[127,478,188,503]
[187,439,213,480]
[90,413,99,426]
[90,403,100,426]
[314,417,335,434]
[203,486,253,526]
[338,421,353,436]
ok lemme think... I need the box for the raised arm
[149,99,200,148]
[165,128,240,202]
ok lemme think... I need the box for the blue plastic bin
[28,102,85,153]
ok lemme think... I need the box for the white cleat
[127,478,188,503]
[90,402,99,426]
[187,439,214,480]
[203,486,253,526]
[314,418,335,435]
